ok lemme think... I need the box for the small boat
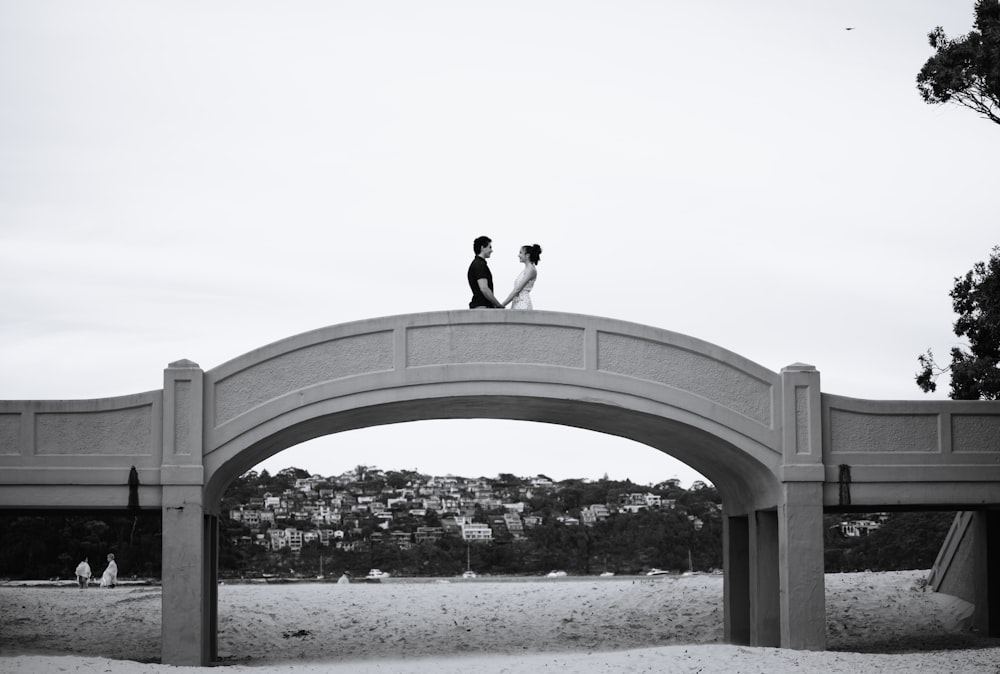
[645,568,670,576]
[546,570,567,578]
[462,570,477,579]
[365,569,390,581]
[599,571,615,577]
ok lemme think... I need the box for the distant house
[232,507,261,526]
[415,526,444,544]
[503,513,525,538]
[580,504,610,526]
[311,505,340,526]
[269,527,303,552]
[622,493,649,507]
[461,522,493,542]
[840,519,881,537]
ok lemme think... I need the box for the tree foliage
[916,245,1000,399]
[0,511,162,580]
[824,512,955,572]
[916,0,1000,125]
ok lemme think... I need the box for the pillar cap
[781,362,816,373]
[167,359,201,369]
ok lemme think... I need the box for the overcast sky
[2,1,996,487]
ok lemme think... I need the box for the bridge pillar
[777,481,825,648]
[973,511,1000,637]
[159,360,211,666]
[723,515,751,644]
[750,509,780,646]
[777,364,826,650]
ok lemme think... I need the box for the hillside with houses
[217,467,956,580]
[218,466,724,578]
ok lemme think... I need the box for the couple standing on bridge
[467,235,542,310]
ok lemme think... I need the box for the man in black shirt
[468,235,504,309]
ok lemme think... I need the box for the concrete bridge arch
[2,310,998,666]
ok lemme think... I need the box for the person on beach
[100,553,117,588]
[502,244,541,310]
[337,572,350,585]
[74,558,92,588]
[467,235,505,309]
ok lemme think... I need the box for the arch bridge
[1,311,998,666]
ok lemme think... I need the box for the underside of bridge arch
[203,393,783,517]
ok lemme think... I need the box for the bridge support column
[750,509,780,647]
[777,363,826,650]
[162,486,210,665]
[723,515,751,645]
[159,360,210,666]
[778,482,825,649]
[205,513,219,662]
[724,509,782,647]
[973,510,1000,637]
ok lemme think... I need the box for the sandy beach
[1,570,997,673]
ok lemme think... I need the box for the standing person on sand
[502,244,541,310]
[467,235,505,309]
[100,553,117,588]
[74,557,92,588]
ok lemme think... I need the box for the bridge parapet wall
[203,311,782,462]
[822,394,1000,507]
[0,390,164,507]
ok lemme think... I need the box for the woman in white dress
[502,244,542,309]
[100,553,118,588]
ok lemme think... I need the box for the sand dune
[1,570,996,673]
